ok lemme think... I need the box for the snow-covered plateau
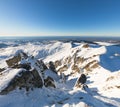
[0,39,120,107]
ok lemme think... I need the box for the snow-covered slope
[0,40,120,107]
[0,41,71,68]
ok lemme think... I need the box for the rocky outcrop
[0,69,43,95]
[71,64,80,73]
[0,50,57,95]
[83,60,99,72]
[58,65,68,72]
[48,61,57,74]
[75,74,87,88]
[55,60,62,68]
[82,44,89,48]
[0,68,5,72]
[53,44,100,75]
[0,68,5,76]
[44,76,55,88]
[6,55,21,67]
[11,63,31,70]
[6,50,28,67]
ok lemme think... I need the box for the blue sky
[0,0,120,36]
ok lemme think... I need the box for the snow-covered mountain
[0,39,120,107]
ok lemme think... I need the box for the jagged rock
[37,60,48,71]
[0,69,43,95]
[58,65,68,72]
[44,76,55,88]
[6,55,21,67]
[78,74,87,84]
[55,60,62,68]
[30,69,43,88]
[48,61,57,74]
[71,64,80,73]
[75,74,87,88]
[6,50,28,67]
[11,63,31,70]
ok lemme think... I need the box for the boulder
[0,51,58,95]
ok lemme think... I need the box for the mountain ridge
[0,40,120,107]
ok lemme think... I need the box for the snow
[0,40,120,107]
[44,42,71,62]
[0,68,23,92]
[71,44,106,60]
[44,69,59,81]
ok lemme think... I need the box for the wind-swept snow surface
[0,40,120,107]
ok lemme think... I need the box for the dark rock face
[78,74,87,84]
[0,68,5,72]
[75,74,87,88]
[48,61,57,74]
[44,76,56,88]
[6,51,28,67]
[0,69,43,95]
[11,63,31,70]
[37,60,48,71]
[6,55,21,67]
[30,69,43,88]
